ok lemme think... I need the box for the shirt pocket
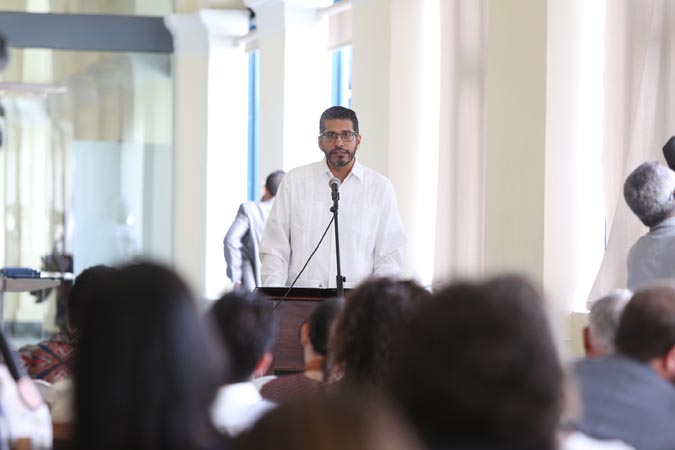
[343,203,379,244]
[295,200,331,232]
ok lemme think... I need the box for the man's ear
[253,352,274,378]
[300,322,310,348]
[582,326,594,357]
[663,346,675,377]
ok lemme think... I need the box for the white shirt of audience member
[210,382,275,437]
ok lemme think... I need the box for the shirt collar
[318,157,364,183]
[651,216,675,231]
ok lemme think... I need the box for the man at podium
[259,106,406,288]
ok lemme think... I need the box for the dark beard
[328,151,354,168]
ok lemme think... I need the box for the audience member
[260,106,407,288]
[20,265,116,383]
[387,276,564,450]
[327,277,429,389]
[74,262,228,450]
[260,298,343,403]
[573,285,675,450]
[209,290,279,436]
[234,392,423,450]
[623,161,675,290]
[662,135,675,170]
[0,33,8,73]
[224,170,285,291]
[583,289,632,357]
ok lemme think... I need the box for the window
[331,45,352,107]
[247,50,260,201]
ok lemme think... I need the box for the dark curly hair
[327,277,430,389]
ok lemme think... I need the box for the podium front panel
[256,288,347,374]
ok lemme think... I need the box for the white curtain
[589,0,675,298]
[432,0,487,287]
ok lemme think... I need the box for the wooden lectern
[256,287,348,374]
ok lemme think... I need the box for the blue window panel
[247,50,260,201]
[332,49,342,106]
[331,45,352,107]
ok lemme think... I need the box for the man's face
[318,119,361,169]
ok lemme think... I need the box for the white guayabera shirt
[260,158,406,288]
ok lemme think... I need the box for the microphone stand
[331,186,346,298]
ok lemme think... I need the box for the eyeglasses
[320,131,358,142]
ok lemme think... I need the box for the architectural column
[165,9,249,297]
[351,0,441,286]
[545,0,606,316]
[245,0,333,177]
[484,0,606,322]
[483,0,547,283]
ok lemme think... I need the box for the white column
[545,0,606,314]
[351,0,441,286]
[246,0,333,178]
[165,10,249,298]
[351,0,391,176]
[483,0,547,283]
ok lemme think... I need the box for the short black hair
[67,265,117,330]
[663,136,675,171]
[308,298,343,356]
[209,290,279,382]
[320,106,359,135]
[265,170,285,197]
[615,285,675,362]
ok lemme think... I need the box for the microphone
[329,177,341,201]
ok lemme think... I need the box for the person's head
[303,298,343,357]
[387,275,564,450]
[624,161,675,227]
[0,34,8,73]
[67,265,117,331]
[662,136,675,170]
[615,284,675,381]
[583,289,632,357]
[75,261,226,450]
[263,170,285,199]
[328,278,429,388]
[209,290,279,383]
[234,392,423,450]
[318,106,361,170]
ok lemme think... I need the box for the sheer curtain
[432,0,487,287]
[589,0,675,299]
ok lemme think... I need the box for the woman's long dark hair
[74,261,227,450]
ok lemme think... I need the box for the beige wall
[484,0,547,284]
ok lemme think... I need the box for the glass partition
[0,48,173,346]
[0,0,173,16]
